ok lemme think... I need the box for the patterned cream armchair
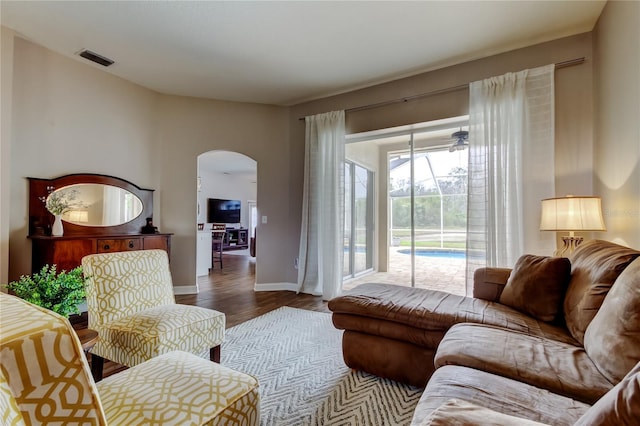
[81,249,225,380]
[0,293,260,425]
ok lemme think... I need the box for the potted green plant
[4,264,87,317]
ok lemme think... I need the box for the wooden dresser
[28,174,172,273]
[30,233,172,273]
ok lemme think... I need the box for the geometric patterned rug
[221,307,423,425]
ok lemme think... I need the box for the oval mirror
[51,183,144,227]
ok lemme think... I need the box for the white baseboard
[254,282,298,292]
[173,285,199,295]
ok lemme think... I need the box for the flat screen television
[207,198,241,224]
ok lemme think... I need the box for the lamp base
[553,236,584,258]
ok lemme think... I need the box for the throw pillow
[574,362,640,426]
[563,240,640,344]
[583,257,640,383]
[499,254,571,322]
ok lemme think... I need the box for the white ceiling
[199,151,257,178]
[2,1,606,106]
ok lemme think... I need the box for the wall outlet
[261,215,268,224]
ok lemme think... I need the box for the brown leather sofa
[328,240,640,425]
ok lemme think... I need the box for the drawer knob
[128,241,135,248]
[103,244,110,250]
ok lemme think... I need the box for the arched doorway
[196,151,257,278]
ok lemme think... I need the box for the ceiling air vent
[78,49,114,67]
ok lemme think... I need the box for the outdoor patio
[343,247,466,296]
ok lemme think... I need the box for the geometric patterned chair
[0,293,260,425]
[81,249,225,380]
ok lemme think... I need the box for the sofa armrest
[473,267,512,301]
[418,399,549,426]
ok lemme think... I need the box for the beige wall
[6,36,291,290]
[593,0,640,249]
[153,96,289,289]
[290,33,596,269]
[8,37,159,281]
[1,27,15,285]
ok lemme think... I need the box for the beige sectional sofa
[329,240,640,424]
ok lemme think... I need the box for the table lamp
[540,196,606,257]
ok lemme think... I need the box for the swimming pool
[397,249,466,259]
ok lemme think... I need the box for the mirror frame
[28,174,154,237]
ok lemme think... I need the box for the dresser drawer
[142,235,170,251]
[30,233,171,273]
[97,238,141,253]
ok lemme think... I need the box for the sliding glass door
[344,161,374,279]
[342,116,469,294]
[389,142,468,288]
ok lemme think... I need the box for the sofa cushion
[434,323,612,404]
[418,399,549,426]
[93,303,225,367]
[329,284,576,345]
[563,240,640,344]
[499,255,571,322]
[574,362,640,426]
[584,257,640,384]
[473,267,513,301]
[411,365,590,426]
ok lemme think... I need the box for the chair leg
[211,242,224,269]
[91,354,104,382]
[210,345,221,363]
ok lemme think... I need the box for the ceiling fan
[448,129,469,152]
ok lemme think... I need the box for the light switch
[262,216,268,224]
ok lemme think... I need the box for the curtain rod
[298,57,585,120]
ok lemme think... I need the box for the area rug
[221,307,423,425]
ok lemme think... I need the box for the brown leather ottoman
[329,284,467,387]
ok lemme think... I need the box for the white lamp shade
[540,196,606,231]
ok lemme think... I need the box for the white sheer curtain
[102,186,122,226]
[297,111,345,300]
[466,64,556,294]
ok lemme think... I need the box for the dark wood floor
[176,254,329,327]
[81,253,329,377]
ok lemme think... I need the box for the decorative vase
[52,214,64,236]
